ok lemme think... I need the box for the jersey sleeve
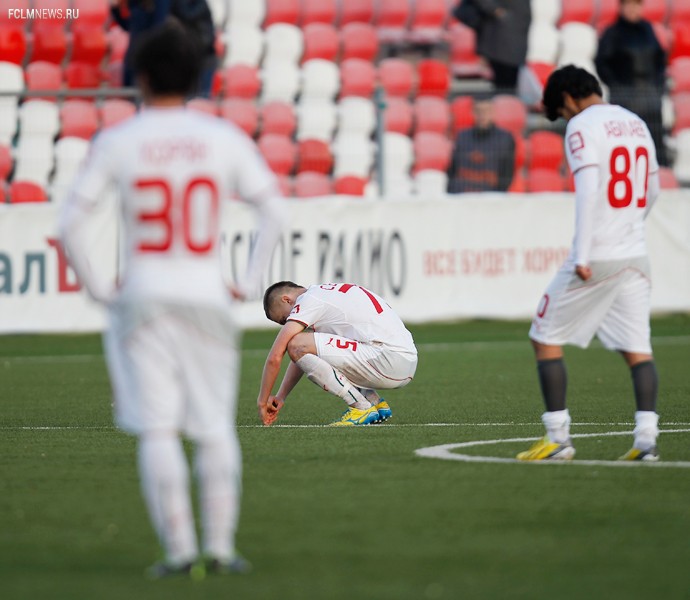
[233,132,280,201]
[564,119,599,175]
[286,292,325,329]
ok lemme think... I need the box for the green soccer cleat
[373,400,392,423]
[329,405,380,426]
[619,447,659,462]
[516,436,575,461]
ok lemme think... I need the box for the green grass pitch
[1,315,689,600]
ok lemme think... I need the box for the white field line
[415,429,690,468]
[1,334,689,364]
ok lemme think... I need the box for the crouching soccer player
[257,282,418,426]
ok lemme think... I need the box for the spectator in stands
[452,0,531,93]
[595,0,668,165]
[447,97,515,193]
[111,0,216,97]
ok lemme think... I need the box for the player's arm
[257,320,305,425]
[645,169,660,218]
[572,165,599,280]
[58,133,116,303]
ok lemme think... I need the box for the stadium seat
[558,0,595,25]
[339,0,375,26]
[0,144,12,181]
[413,132,451,173]
[260,101,296,136]
[9,181,48,203]
[0,182,5,202]
[334,175,368,195]
[672,93,690,133]
[526,22,559,65]
[383,97,413,134]
[0,62,22,145]
[527,131,564,171]
[71,25,108,65]
[513,134,526,170]
[339,58,376,98]
[222,64,261,98]
[72,0,109,25]
[338,96,376,136]
[187,98,219,116]
[107,26,129,63]
[531,0,560,25]
[558,22,598,64]
[414,169,448,197]
[104,60,124,88]
[673,129,690,183]
[222,25,264,67]
[596,0,618,30]
[31,0,70,24]
[408,0,447,45]
[264,23,303,65]
[382,173,414,197]
[13,137,53,186]
[275,174,293,197]
[340,22,378,63]
[301,59,340,100]
[332,133,375,178]
[227,0,266,28]
[492,95,527,135]
[25,61,62,101]
[642,0,668,24]
[19,100,60,138]
[526,61,555,88]
[378,58,415,98]
[382,132,413,177]
[671,22,690,60]
[375,0,411,44]
[64,62,101,96]
[507,169,526,193]
[206,0,228,28]
[0,0,29,25]
[448,22,490,78]
[100,98,137,127]
[300,0,336,26]
[30,24,68,64]
[526,169,566,192]
[258,134,297,175]
[413,96,450,135]
[219,98,259,137]
[416,59,449,98]
[263,0,299,27]
[261,62,300,102]
[652,23,672,53]
[671,0,690,24]
[450,95,474,134]
[0,26,26,65]
[669,58,690,93]
[658,166,680,189]
[52,136,89,194]
[60,100,99,139]
[293,171,332,197]
[302,23,339,63]
[295,99,337,141]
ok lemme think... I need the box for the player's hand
[259,396,284,426]
[575,265,592,281]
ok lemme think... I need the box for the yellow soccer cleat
[516,436,576,461]
[619,447,659,462]
[373,400,392,423]
[329,405,380,426]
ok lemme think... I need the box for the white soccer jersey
[286,284,417,354]
[60,107,284,306]
[564,104,659,265]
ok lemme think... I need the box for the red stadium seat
[416,59,449,98]
[0,144,12,181]
[71,25,108,65]
[25,61,62,101]
[513,134,526,170]
[340,58,376,98]
[60,99,99,139]
[104,60,124,88]
[339,0,375,26]
[508,169,526,193]
[297,138,333,174]
[669,58,690,93]
[258,134,297,175]
[526,169,566,192]
[596,0,618,31]
[671,0,690,24]
[64,61,101,92]
[658,166,680,189]
[9,181,48,203]
[0,183,5,203]
[107,26,129,63]
[448,23,490,78]
[527,131,564,171]
[408,0,447,44]
[341,22,378,62]
[413,132,451,173]
[223,65,261,99]
[220,98,258,137]
[375,0,410,43]
[558,0,595,25]
[492,95,527,135]
[334,175,367,195]
[294,171,332,197]
[526,61,555,87]
[652,23,672,53]
[260,100,296,136]
[413,96,450,134]
[450,95,474,133]
[30,24,68,64]
[264,0,300,26]
[378,58,415,98]
[384,97,413,134]
[300,0,336,26]
[671,22,690,60]
[0,26,26,65]
[672,93,690,133]
[276,174,293,197]
[642,0,668,24]
[72,0,109,25]
[302,23,339,63]
[100,98,137,128]
[31,0,69,25]
[0,0,29,25]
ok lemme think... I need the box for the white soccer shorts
[104,301,241,440]
[529,257,652,354]
[314,332,417,390]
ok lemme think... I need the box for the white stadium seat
[0,62,23,145]
[296,99,337,141]
[526,22,560,65]
[207,0,228,28]
[559,22,598,62]
[261,62,301,102]
[673,129,690,184]
[338,97,376,137]
[531,0,561,25]
[414,169,448,198]
[227,0,265,29]
[332,133,375,178]
[223,25,264,67]
[264,23,303,66]
[382,132,413,177]
[300,59,340,101]
[18,100,60,138]
[13,136,54,186]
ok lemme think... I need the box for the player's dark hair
[263,281,304,319]
[542,65,603,122]
[132,18,202,97]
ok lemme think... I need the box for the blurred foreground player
[518,65,661,462]
[258,282,417,426]
[59,21,286,576]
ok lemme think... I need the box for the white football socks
[194,432,242,562]
[138,434,198,565]
[633,411,659,451]
[296,354,371,409]
[541,409,571,444]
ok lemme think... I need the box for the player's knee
[287,335,312,362]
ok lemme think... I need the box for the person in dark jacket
[447,97,515,193]
[595,0,668,165]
